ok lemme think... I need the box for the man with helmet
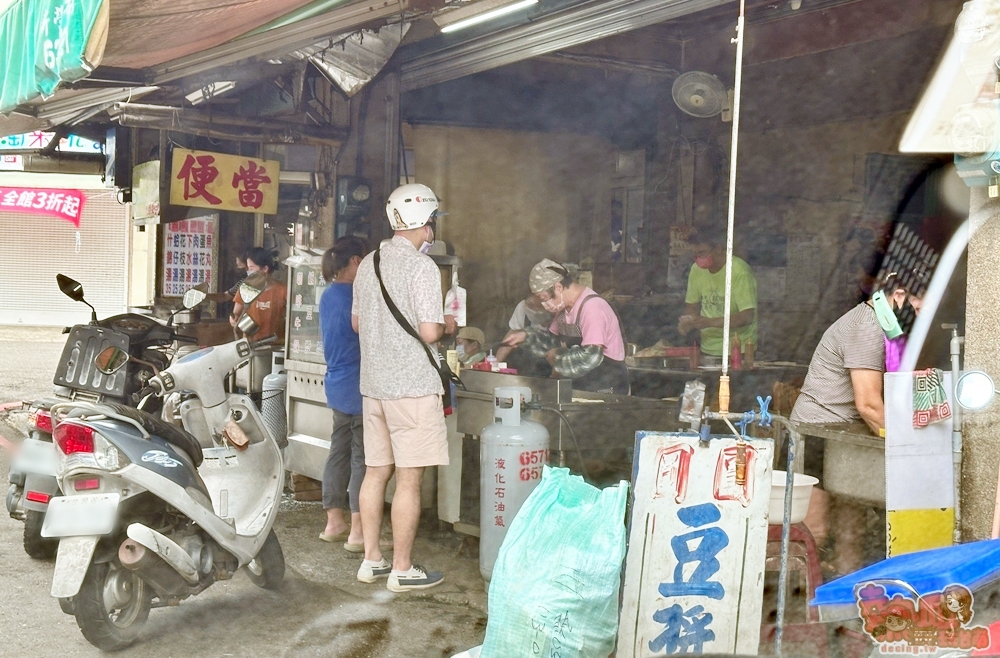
[350,183,450,592]
[501,258,630,395]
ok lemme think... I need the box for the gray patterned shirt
[353,236,445,400]
[791,303,885,425]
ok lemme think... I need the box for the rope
[721,0,746,376]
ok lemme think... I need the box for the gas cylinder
[479,386,550,582]
[261,372,288,449]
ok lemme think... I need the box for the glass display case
[286,253,326,365]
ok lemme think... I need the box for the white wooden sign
[618,432,773,656]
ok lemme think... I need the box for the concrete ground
[0,326,488,657]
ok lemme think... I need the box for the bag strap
[373,248,444,375]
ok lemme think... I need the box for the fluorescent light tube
[440,0,538,33]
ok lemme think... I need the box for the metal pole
[721,0,746,377]
[773,416,797,655]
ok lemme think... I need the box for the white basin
[768,470,819,525]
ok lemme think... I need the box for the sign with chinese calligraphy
[618,432,773,656]
[0,0,109,114]
[161,215,217,297]
[169,148,279,215]
[0,187,85,227]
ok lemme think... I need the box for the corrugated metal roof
[100,0,320,69]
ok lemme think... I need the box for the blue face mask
[456,344,466,356]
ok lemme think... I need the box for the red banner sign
[0,187,85,227]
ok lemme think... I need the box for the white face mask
[455,344,466,356]
[541,291,565,314]
[419,225,434,254]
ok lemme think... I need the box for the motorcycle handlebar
[173,334,198,344]
[131,385,158,405]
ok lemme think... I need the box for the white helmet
[386,183,439,230]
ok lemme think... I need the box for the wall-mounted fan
[672,71,732,120]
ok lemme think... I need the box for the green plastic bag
[481,466,629,658]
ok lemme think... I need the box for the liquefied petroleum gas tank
[479,386,550,582]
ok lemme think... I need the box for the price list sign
[162,216,216,297]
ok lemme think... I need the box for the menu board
[162,215,218,297]
[287,259,326,365]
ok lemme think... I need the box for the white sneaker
[387,564,445,592]
[357,558,392,583]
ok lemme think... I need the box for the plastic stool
[759,523,828,657]
[766,522,822,622]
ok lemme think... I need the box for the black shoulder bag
[373,249,464,415]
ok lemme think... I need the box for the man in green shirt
[678,228,758,357]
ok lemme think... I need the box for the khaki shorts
[362,395,449,468]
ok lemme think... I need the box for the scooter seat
[96,401,204,467]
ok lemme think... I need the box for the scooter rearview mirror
[239,283,263,305]
[956,370,996,411]
[183,288,207,309]
[95,346,130,375]
[56,274,85,302]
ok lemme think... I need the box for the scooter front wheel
[245,529,285,590]
[75,560,151,651]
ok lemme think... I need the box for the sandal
[344,538,394,553]
[319,529,351,543]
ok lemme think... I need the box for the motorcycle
[6,274,195,559]
[42,288,286,651]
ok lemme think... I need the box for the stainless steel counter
[455,369,683,468]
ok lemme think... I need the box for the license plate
[41,493,120,538]
[12,439,59,477]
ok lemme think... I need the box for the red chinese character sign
[0,187,85,227]
[169,148,279,215]
[618,432,773,656]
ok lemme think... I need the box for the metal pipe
[720,0,746,378]
[768,415,798,656]
[948,326,964,543]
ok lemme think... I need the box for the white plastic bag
[445,271,467,326]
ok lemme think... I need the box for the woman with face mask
[501,258,630,395]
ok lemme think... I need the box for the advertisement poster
[161,215,217,297]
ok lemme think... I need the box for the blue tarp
[812,539,1000,618]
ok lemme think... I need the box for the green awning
[0,0,109,114]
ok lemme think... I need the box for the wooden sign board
[169,148,279,215]
[618,432,773,656]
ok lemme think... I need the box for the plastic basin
[768,470,818,525]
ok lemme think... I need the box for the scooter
[42,289,285,651]
[6,275,195,559]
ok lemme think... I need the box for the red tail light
[32,410,53,433]
[25,491,51,504]
[54,421,95,454]
[73,478,101,491]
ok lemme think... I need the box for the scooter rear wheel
[75,560,151,651]
[245,529,285,590]
[23,510,57,560]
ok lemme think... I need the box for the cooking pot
[175,308,201,324]
[237,314,259,336]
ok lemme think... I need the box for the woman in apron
[502,258,630,395]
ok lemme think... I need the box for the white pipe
[721,0,746,376]
[951,330,964,543]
